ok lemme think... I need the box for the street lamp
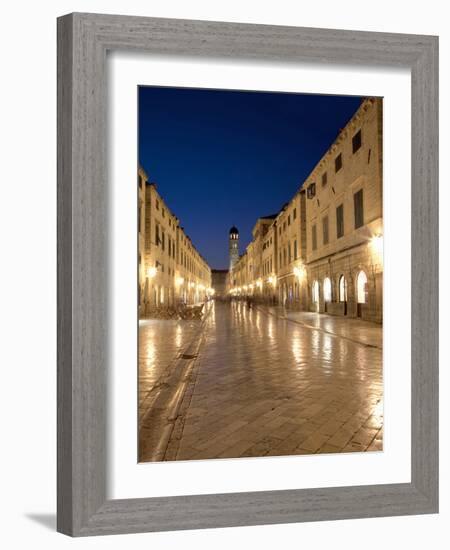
[147,266,157,279]
[175,276,184,286]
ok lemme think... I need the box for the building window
[322,216,329,245]
[336,204,344,238]
[357,270,368,303]
[312,224,317,251]
[352,129,362,153]
[354,189,364,229]
[155,223,160,245]
[322,172,327,187]
[138,175,143,188]
[294,240,298,260]
[161,231,165,251]
[293,208,297,220]
[339,275,347,302]
[288,242,291,263]
[307,182,316,198]
[323,277,332,302]
[156,199,160,210]
[288,215,291,226]
[162,208,165,218]
[335,153,342,173]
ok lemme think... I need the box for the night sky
[139,86,362,270]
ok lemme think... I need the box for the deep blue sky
[139,86,362,269]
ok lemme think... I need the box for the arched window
[357,270,368,304]
[323,277,332,302]
[339,275,347,302]
[312,280,319,303]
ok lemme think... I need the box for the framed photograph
[57,13,438,536]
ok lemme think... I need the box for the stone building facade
[304,98,383,322]
[138,167,212,317]
[228,98,383,323]
[275,192,307,310]
[211,269,228,299]
[261,219,278,304]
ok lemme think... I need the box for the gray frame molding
[57,12,438,536]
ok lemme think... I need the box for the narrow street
[139,300,383,462]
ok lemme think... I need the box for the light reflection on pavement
[139,300,383,461]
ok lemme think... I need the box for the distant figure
[246,296,252,309]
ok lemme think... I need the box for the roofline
[302,97,376,186]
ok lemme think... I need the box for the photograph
[137,86,383,463]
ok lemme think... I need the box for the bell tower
[229,226,239,271]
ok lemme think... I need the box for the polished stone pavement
[139,300,383,462]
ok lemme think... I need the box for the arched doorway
[356,270,368,317]
[312,280,319,311]
[323,277,332,312]
[339,275,347,315]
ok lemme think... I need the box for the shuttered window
[336,205,344,238]
[352,129,362,153]
[354,189,364,229]
[312,225,317,251]
[322,216,329,245]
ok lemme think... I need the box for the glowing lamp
[293,264,306,280]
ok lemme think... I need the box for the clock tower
[229,226,239,271]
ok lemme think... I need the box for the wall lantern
[370,234,383,264]
[293,264,307,280]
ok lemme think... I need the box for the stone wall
[138,167,212,317]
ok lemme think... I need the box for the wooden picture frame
[57,12,438,536]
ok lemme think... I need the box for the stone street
[139,300,383,462]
